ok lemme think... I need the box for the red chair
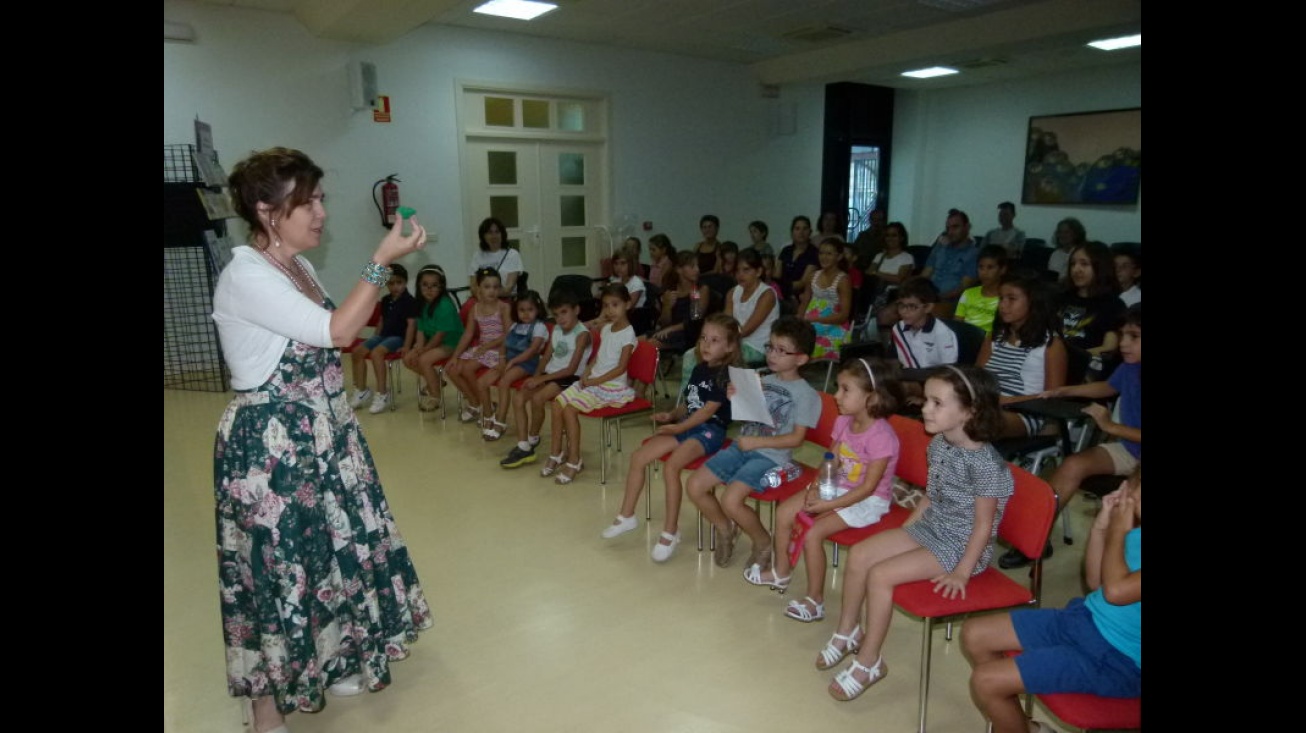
[1020,690,1141,732]
[698,391,839,551]
[342,303,404,412]
[892,463,1057,733]
[987,653,1141,733]
[828,414,932,567]
[577,338,660,484]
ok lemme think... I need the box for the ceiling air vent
[782,25,854,43]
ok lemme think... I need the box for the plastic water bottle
[817,452,838,501]
[760,461,803,488]
[689,288,703,320]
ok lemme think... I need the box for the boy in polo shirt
[888,277,958,369]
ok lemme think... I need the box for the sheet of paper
[728,366,773,427]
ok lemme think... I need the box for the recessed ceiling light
[1087,34,1141,51]
[901,66,959,79]
[473,0,558,21]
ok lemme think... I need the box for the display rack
[163,143,230,392]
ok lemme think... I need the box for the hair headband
[942,364,976,401]
[858,358,877,391]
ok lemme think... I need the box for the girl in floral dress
[801,238,853,360]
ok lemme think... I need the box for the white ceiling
[189,0,1141,89]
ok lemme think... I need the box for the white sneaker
[349,388,373,409]
[327,674,365,697]
[601,514,638,539]
[368,392,391,414]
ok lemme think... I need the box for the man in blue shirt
[920,209,979,318]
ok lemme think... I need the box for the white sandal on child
[829,656,887,701]
[815,625,862,670]
[784,596,825,622]
[459,404,482,423]
[540,453,565,477]
[554,460,584,485]
[742,563,791,593]
[482,417,507,441]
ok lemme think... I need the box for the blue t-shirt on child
[1107,362,1141,460]
[380,291,417,340]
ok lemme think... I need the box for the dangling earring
[269,218,281,247]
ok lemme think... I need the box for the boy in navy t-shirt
[350,263,417,414]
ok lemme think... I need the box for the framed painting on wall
[1023,108,1141,205]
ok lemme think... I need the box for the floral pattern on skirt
[214,329,433,714]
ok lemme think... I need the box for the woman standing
[212,147,433,733]
[469,216,523,295]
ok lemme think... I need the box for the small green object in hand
[396,206,417,219]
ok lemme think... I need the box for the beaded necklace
[260,247,325,305]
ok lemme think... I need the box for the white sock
[527,435,541,446]
[518,440,532,452]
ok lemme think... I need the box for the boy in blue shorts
[685,316,822,569]
[350,263,416,414]
[962,465,1141,733]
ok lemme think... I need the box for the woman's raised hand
[374,215,427,266]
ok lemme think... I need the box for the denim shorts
[361,334,404,352]
[676,423,727,455]
[1011,597,1141,698]
[703,443,778,492]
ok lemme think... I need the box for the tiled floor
[163,373,1099,733]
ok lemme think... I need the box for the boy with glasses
[888,277,958,370]
[685,316,822,570]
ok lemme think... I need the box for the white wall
[888,63,1142,247]
[164,0,825,299]
[165,0,1141,299]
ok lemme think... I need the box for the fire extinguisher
[373,174,401,230]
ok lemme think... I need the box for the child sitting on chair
[962,465,1141,733]
[684,316,822,570]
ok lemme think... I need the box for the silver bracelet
[361,261,391,287]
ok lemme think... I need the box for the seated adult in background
[647,233,675,290]
[1113,244,1141,307]
[983,201,1026,258]
[816,209,847,246]
[869,221,918,330]
[850,207,888,271]
[1046,217,1087,283]
[693,214,723,275]
[1059,241,1126,383]
[776,214,820,313]
[469,216,523,295]
[919,209,980,319]
[744,219,775,259]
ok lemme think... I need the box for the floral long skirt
[214,338,433,714]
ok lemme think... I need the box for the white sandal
[742,563,791,593]
[815,625,862,670]
[459,404,482,423]
[784,596,825,622]
[829,656,887,701]
[554,460,584,485]
[540,453,565,477]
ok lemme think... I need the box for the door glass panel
[560,196,586,227]
[558,102,585,132]
[522,99,550,129]
[490,196,519,228]
[558,153,585,185]
[485,97,515,127]
[561,236,588,268]
[487,151,518,185]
